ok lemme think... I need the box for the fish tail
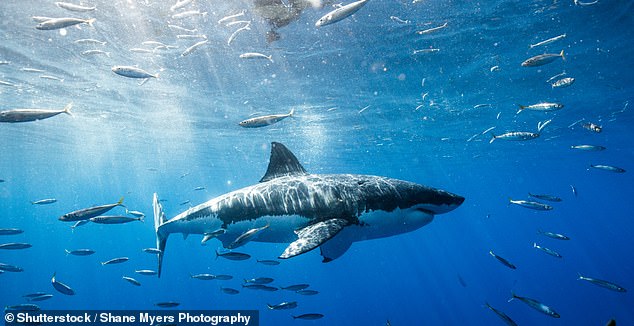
[507,293,516,303]
[516,104,526,115]
[63,102,74,116]
[117,196,125,207]
[489,134,497,144]
[266,304,274,310]
[153,193,169,278]
[576,272,584,280]
[559,50,565,61]
[64,249,70,256]
[86,18,96,27]
[288,108,295,117]
[267,55,274,63]
[533,242,538,248]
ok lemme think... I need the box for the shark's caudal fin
[259,142,308,182]
[153,193,169,278]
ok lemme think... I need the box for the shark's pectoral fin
[319,232,353,263]
[279,218,349,259]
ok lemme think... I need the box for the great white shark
[153,142,464,277]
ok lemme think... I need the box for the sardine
[101,257,129,265]
[281,284,310,291]
[221,287,240,295]
[267,301,297,310]
[244,277,274,284]
[122,276,141,286]
[55,2,96,12]
[239,52,273,62]
[484,302,518,326]
[135,269,157,276]
[215,250,251,261]
[51,273,75,295]
[257,259,280,265]
[551,77,575,88]
[533,243,562,258]
[0,102,73,123]
[489,250,517,269]
[65,249,95,256]
[227,223,270,249]
[537,230,570,240]
[59,197,124,222]
[191,273,216,280]
[509,292,560,318]
[570,145,605,151]
[292,314,324,320]
[578,274,627,292]
[521,50,565,67]
[89,215,143,224]
[31,198,57,205]
[528,193,562,202]
[36,17,96,30]
[517,102,563,113]
[490,131,539,143]
[316,0,369,27]
[239,109,294,128]
[509,199,553,211]
[155,302,180,308]
[0,228,23,235]
[590,164,626,173]
[112,66,158,79]
[0,243,32,250]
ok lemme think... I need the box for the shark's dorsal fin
[260,142,308,182]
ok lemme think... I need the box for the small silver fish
[31,198,57,205]
[490,131,539,143]
[172,10,207,20]
[582,122,602,133]
[101,257,129,265]
[215,250,251,261]
[227,223,269,249]
[135,269,157,276]
[201,229,226,244]
[509,199,553,211]
[89,215,143,224]
[529,34,566,48]
[533,243,562,258]
[590,164,626,173]
[517,102,563,113]
[257,259,280,266]
[181,39,209,57]
[36,17,96,30]
[81,50,110,56]
[74,38,106,45]
[51,273,75,295]
[220,287,240,295]
[528,193,562,202]
[143,248,162,254]
[484,302,518,326]
[0,228,23,235]
[315,0,369,27]
[0,102,73,123]
[170,0,194,12]
[489,250,517,269]
[239,109,294,128]
[267,301,297,310]
[0,263,24,272]
[112,66,158,79]
[65,249,95,256]
[0,243,32,250]
[214,274,233,280]
[191,273,216,280]
[509,292,560,318]
[27,294,54,302]
[281,284,310,291]
[570,145,605,151]
[244,277,274,284]
[296,289,319,295]
[292,314,324,320]
[578,274,626,292]
[55,2,96,12]
[59,197,124,222]
[155,301,180,308]
[122,276,141,286]
[239,52,273,62]
[538,230,570,240]
[551,77,575,88]
[521,50,565,67]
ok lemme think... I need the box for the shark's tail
[153,193,169,278]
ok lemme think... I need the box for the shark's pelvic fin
[279,218,348,259]
[259,142,308,182]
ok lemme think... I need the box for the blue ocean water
[1,0,633,325]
